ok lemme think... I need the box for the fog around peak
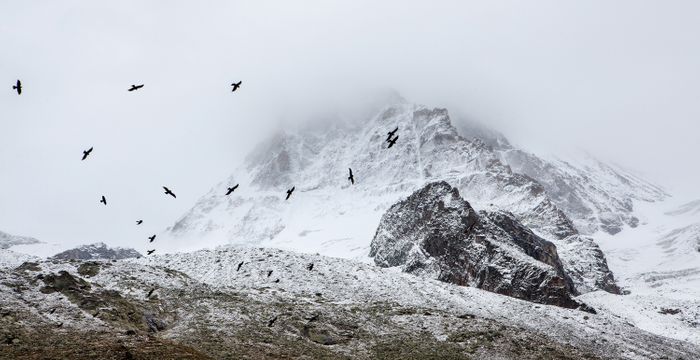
[2,1,700,251]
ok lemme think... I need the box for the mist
[2,1,700,252]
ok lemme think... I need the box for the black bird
[347,168,354,185]
[386,127,398,142]
[163,186,176,198]
[387,135,398,149]
[236,261,244,271]
[128,84,144,92]
[12,80,22,95]
[231,81,242,92]
[274,278,280,283]
[267,315,278,327]
[147,249,155,255]
[285,187,295,200]
[148,235,156,243]
[146,288,155,298]
[100,196,107,205]
[267,270,273,277]
[136,220,143,225]
[81,147,93,161]
[56,322,63,328]
[306,263,314,271]
[225,184,239,196]
[49,308,56,314]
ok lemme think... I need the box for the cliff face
[370,181,585,309]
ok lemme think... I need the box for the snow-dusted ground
[581,198,700,345]
[129,246,698,359]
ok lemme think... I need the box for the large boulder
[370,181,584,309]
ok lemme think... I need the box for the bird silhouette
[231,81,242,92]
[136,220,143,225]
[285,187,295,200]
[348,168,354,185]
[100,196,107,205]
[306,263,314,271]
[81,147,93,161]
[387,135,398,148]
[163,186,176,198]
[12,80,21,95]
[148,235,156,243]
[267,270,273,277]
[267,315,278,327]
[128,84,144,92]
[386,127,398,141]
[49,308,56,315]
[274,278,280,283]
[146,288,155,298]
[225,184,239,196]
[147,249,155,255]
[236,261,244,271]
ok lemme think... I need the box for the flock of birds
[11,78,402,331]
[10,78,401,259]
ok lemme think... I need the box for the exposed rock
[370,181,585,309]
[51,242,141,260]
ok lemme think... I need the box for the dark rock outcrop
[51,243,141,260]
[370,181,585,309]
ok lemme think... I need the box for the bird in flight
[387,135,399,149]
[147,249,155,255]
[100,196,107,205]
[386,127,398,142]
[347,168,354,185]
[231,81,242,92]
[148,235,156,243]
[12,80,21,95]
[81,147,93,161]
[236,261,244,271]
[267,315,278,327]
[163,186,176,198]
[267,270,273,277]
[285,187,295,200]
[136,220,143,225]
[225,184,239,196]
[128,84,144,92]
[306,263,314,271]
[146,288,155,298]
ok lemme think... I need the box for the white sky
[2,1,700,250]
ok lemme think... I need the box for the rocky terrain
[2,247,697,359]
[370,181,583,309]
[50,242,142,260]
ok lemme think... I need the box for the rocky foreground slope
[1,247,697,359]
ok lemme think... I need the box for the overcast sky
[2,1,700,252]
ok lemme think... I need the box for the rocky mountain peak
[370,181,587,310]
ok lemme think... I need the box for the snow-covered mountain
[0,230,41,249]
[166,99,660,295]
[50,242,142,260]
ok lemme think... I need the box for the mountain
[50,242,142,260]
[4,247,695,359]
[0,230,41,249]
[166,100,653,296]
[370,181,584,309]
